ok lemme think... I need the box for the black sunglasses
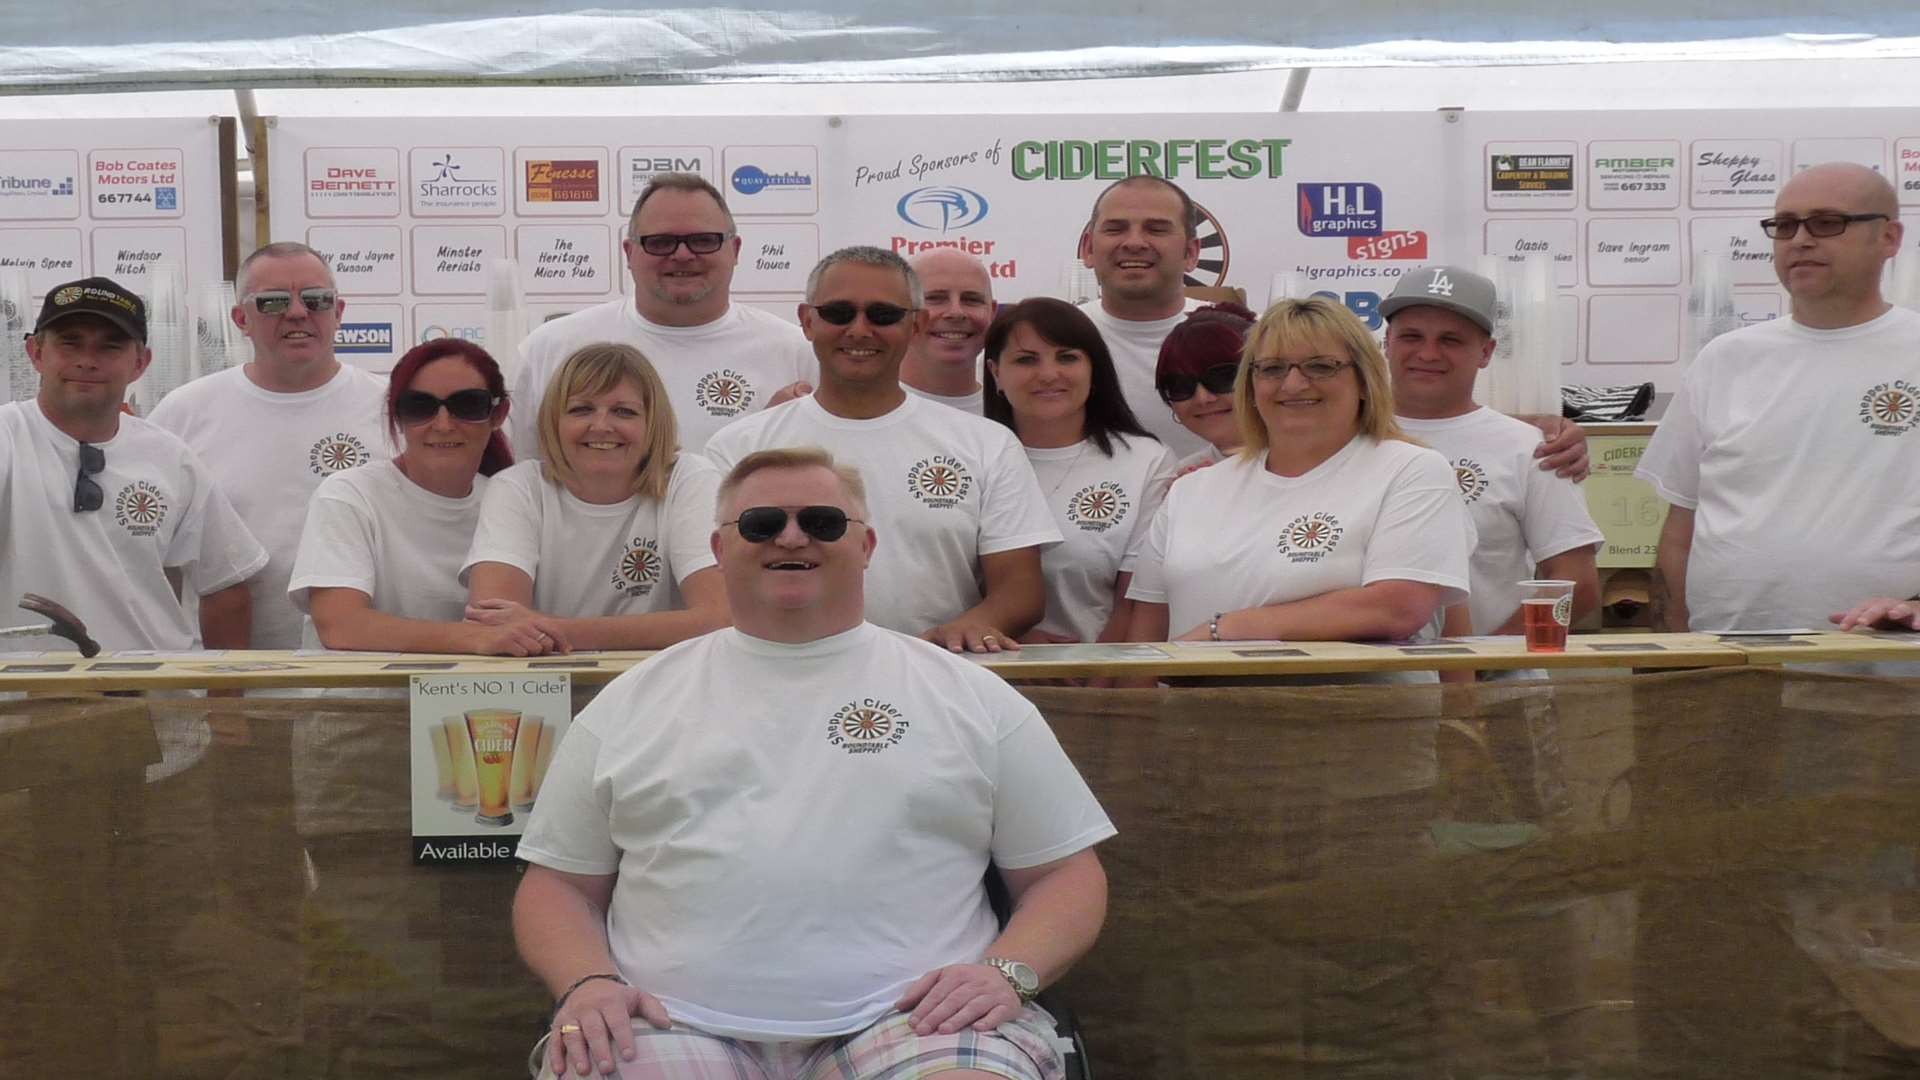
[1159,362,1239,403]
[74,442,105,513]
[244,288,337,315]
[810,301,913,327]
[395,388,500,425]
[633,231,728,257]
[1758,212,1889,239]
[723,505,863,543]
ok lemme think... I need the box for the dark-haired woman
[985,297,1175,643]
[1155,302,1256,471]
[288,339,567,655]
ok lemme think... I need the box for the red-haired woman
[288,339,567,655]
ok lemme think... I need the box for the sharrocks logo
[309,433,371,475]
[612,537,662,598]
[907,456,974,509]
[1066,482,1131,533]
[827,698,909,755]
[1453,459,1490,504]
[694,369,755,417]
[1276,511,1344,564]
[114,481,168,538]
[1859,380,1919,436]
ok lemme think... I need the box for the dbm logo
[335,323,394,354]
[1297,183,1383,238]
[896,187,989,233]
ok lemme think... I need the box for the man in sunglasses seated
[706,246,1060,652]
[1640,161,1920,673]
[1380,266,1603,650]
[0,277,266,654]
[507,172,814,457]
[148,241,390,650]
[515,446,1112,1080]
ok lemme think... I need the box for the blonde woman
[1128,297,1470,648]
[464,343,727,649]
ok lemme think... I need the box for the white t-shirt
[148,363,392,649]
[1399,408,1604,635]
[0,403,267,653]
[1637,306,1920,632]
[706,394,1062,635]
[1176,444,1227,473]
[460,456,719,617]
[1027,434,1177,642]
[286,460,486,649]
[509,300,814,457]
[1128,436,1472,636]
[517,622,1115,1040]
[904,382,986,417]
[1080,298,1208,461]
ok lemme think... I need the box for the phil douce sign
[410,673,572,864]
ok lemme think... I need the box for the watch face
[1009,961,1039,994]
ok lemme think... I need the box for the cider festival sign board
[269,109,1920,389]
[410,672,572,864]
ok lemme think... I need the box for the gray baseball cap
[1379,265,1496,335]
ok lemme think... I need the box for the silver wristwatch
[982,957,1040,1004]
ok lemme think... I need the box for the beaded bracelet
[553,972,628,1015]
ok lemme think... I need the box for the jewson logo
[896,187,989,233]
[731,165,813,196]
[334,323,394,354]
[1297,183,1383,238]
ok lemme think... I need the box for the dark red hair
[385,338,514,477]
[1155,302,1257,401]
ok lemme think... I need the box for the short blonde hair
[716,447,869,522]
[535,343,680,500]
[1234,297,1409,459]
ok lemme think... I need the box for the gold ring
[557,1024,582,1035]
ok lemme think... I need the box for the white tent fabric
[5,4,1920,92]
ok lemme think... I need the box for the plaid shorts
[532,1005,1065,1080]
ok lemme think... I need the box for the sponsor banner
[0,226,85,294]
[308,225,404,295]
[1792,136,1887,175]
[411,224,508,296]
[1486,142,1577,210]
[409,673,572,865]
[88,148,185,220]
[0,149,81,221]
[89,226,186,286]
[1484,218,1579,287]
[1687,217,1777,286]
[618,145,715,214]
[306,147,402,218]
[1900,138,1920,205]
[515,147,609,216]
[1688,139,1782,208]
[516,223,613,296]
[410,147,506,217]
[414,302,488,345]
[1587,140,1681,211]
[725,145,819,215]
[1296,182,1383,238]
[732,222,818,294]
[1587,218,1682,287]
[333,303,403,370]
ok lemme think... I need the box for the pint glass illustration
[442,714,480,808]
[465,708,521,826]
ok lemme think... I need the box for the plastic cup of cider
[1519,579,1576,653]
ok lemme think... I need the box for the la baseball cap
[1379,265,1496,335]
[33,277,148,342]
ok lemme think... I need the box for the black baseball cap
[34,277,148,342]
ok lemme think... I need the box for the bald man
[1639,162,1920,656]
[900,250,995,415]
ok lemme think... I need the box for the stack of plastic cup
[134,262,190,413]
[0,268,31,405]
[485,258,526,381]
[191,280,243,379]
